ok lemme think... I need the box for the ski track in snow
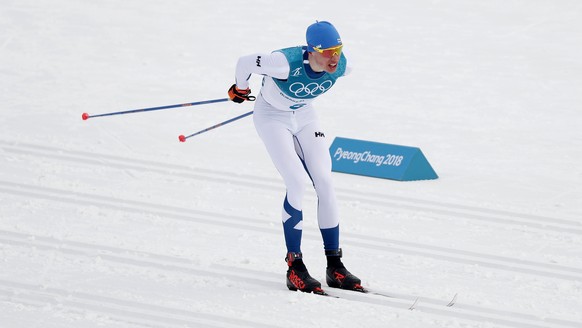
[0,279,275,328]
[2,139,582,326]
[0,230,579,328]
[1,179,581,283]
[2,140,581,235]
[1,139,581,284]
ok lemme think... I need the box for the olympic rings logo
[288,80,333,98]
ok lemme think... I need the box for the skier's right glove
[228,84,256,103]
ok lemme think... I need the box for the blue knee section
[283,195,303,253]
[320,225,340,251]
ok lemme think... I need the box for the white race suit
[234,46,350,253]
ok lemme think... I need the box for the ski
[409,297,420,310]
[316,291,340,298]
[373,289,457,308]
[446,293,458,307]
[289,284,458,307]
[312,287,339,298]
[328,286,457,309]
[288,287,340,298]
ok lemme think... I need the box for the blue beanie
[306,21,342,52]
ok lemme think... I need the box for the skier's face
[308,49,341,73]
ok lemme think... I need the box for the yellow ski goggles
[312,44,343,58]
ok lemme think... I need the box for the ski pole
[82,98,229,120]
[179,111,254,142]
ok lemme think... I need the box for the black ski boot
[325,249,364,291]
[285,252,325,294]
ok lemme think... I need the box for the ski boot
[285,252,325,294]
[325,249,364,291]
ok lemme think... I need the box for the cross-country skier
[228,21,362,294]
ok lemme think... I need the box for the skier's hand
[228,84,256,103]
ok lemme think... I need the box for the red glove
[228,84,256,103]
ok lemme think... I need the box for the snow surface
[1,0,582,327]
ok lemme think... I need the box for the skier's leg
[295,121,363,290]
[254,111,309,254]
[294,121,339,250]
[254,109,324,293]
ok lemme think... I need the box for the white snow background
[1,0,582,327]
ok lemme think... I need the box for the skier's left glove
[228,84,256,103]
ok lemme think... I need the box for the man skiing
[228,21,362,294]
